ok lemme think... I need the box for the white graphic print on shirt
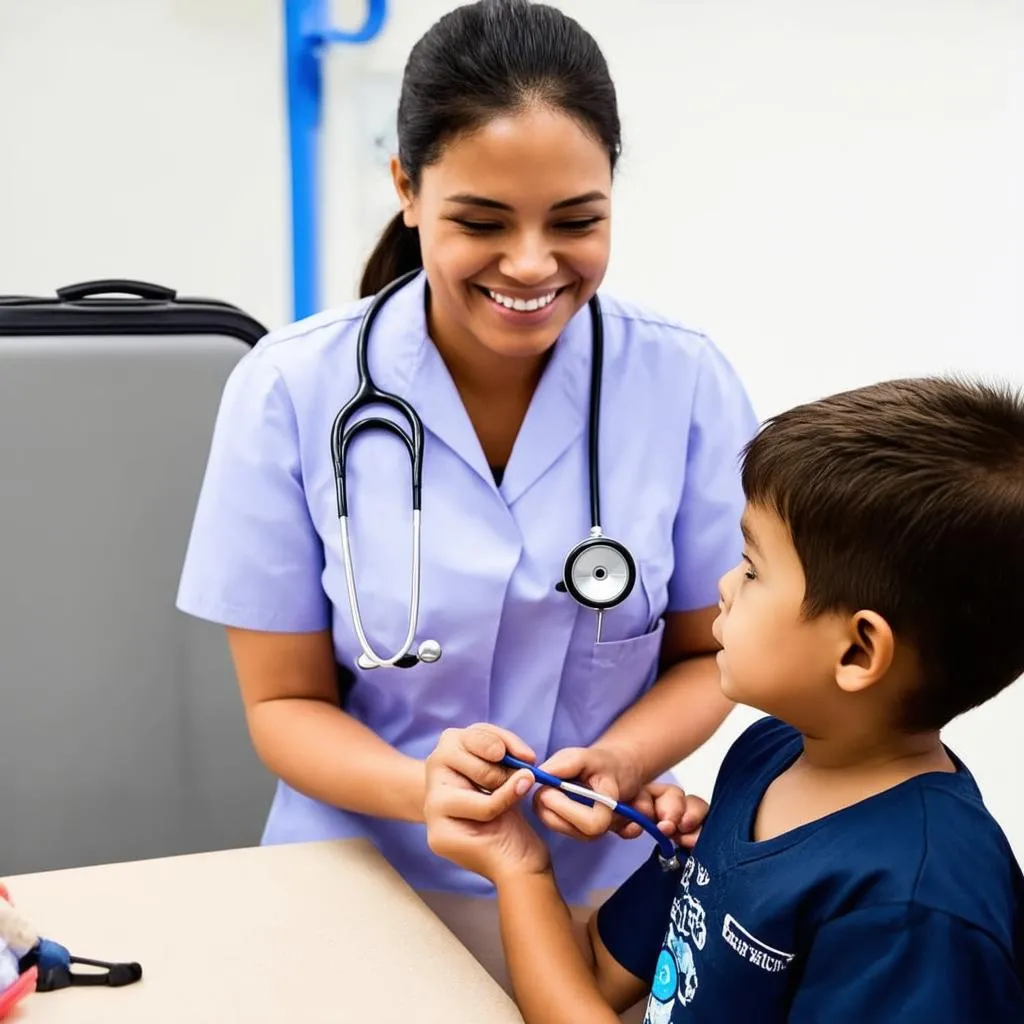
[642,856,795,1021]
[721,914,794,973]
[643,857,707,1022]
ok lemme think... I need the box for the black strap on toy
[37,955,142,991]
[20,940,142,991]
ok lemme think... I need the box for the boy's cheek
[715,640,760,703]
[715,650,738,697]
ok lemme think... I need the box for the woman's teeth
[487,288,557,312]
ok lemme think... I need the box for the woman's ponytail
[359,213,423,298]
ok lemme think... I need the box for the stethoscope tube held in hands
[500,755,683,872]
[331,269,638,671]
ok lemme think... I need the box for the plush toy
[0,880,142,1016]
[0,883,38,1019]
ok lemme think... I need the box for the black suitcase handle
[56,279,177,302]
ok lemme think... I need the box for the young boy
[422,376,1024,1022]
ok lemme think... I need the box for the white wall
[2,1,1022,853]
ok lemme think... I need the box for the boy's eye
[741,555,757,581]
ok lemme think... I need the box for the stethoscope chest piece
[559,529,636,610]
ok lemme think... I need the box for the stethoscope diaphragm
[559,531,636,610]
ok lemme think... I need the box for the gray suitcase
[0,279,275,874]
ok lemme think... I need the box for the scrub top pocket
[551,614,667,751]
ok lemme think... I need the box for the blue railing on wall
[284,0,389,322]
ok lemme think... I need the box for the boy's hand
[424,724,550,884]
[635,783,708,850]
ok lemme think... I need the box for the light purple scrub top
[176,271,757,904]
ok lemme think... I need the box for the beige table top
[3,839,524,1024]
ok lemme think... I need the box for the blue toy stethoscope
[331,268,638,671]
[499,754,683,871]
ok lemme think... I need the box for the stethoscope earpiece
[356,638,442,671]
[416,638,442,663]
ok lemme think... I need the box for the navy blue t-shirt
[597,717,1024,1022]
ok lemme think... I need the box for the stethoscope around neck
[331,269,637,671]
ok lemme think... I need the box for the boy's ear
[390,156,418,228]
[835,610,895,694]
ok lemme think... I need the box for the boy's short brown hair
[741,376,1024,731]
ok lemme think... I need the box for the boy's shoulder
[715,717,1024,952]
[709,715,800,798]
[598,718,1024,1021]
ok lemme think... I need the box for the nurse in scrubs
[177,0,756,916]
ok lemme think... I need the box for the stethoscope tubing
[331,269,426,519]
[331,270,427,667]
[330,269,639,670]
[500,754,680,866]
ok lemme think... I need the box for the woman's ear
[390,156,418,228]
[835,610,895,694]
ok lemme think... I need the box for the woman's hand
[423,724,551,884]
[530,744,643,840]
[532,745,709,848]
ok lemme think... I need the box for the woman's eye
[454,219,502,233]
[557,217,602,232]
[451,216,603,234]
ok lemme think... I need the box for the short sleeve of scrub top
[666,341,760,612]
[176,342,330,633]
[175,275,758,903]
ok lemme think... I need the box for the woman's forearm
[247,697,425,823]
[598,654,732,782]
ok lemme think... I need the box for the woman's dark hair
[359,0,621,297]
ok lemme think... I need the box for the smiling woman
[395,103,612,386]
[175,0,758,986]
[360,2,624,466]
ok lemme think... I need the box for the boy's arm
[789,903,1024,1022]
[422,725,692,1024]
[493,842,685,1022]
[494,871,648,1023]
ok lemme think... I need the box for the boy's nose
[718,562,741,609]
